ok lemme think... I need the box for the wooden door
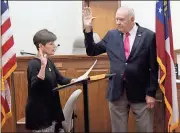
[83,0,120,39]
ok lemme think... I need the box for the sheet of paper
[75,59,97,82]
[177,55,180,76]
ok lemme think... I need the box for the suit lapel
[128,26,144,60]
[115,30,126,61]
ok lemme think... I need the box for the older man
[82,6,158,132]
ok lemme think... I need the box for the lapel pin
[138,34,142,37]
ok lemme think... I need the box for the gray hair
[117,6,135,19]
[33,29,57,49]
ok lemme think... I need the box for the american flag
[156,0,179,132]
[1,0,17,127]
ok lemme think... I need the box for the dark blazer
[84,23,158,102]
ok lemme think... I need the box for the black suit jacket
[84,23,158,102]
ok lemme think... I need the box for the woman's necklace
[47,59,52,72]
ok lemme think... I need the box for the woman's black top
[25,58,71,130]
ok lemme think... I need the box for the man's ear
[131,16,135,22]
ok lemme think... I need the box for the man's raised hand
[82,7,96,29]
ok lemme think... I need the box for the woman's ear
[39,43,43,49]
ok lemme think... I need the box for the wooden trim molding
[16,54,108,62]
[83,0,121,8]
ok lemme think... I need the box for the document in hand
[75,59,97,82]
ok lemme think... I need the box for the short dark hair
[33,29,57,49]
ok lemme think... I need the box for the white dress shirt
[123,24,138,52]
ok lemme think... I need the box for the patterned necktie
[124,32,130,59]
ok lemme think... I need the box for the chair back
[62,89,82,132]
[72,32,100,54]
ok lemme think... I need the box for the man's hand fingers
[146,95,155,109]
[150,102,155,108]
[147,103,151,109]
[84,7,92,17]
[84,7,89,15]
[147,102,155,109]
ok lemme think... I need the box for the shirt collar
[128,24,138,36]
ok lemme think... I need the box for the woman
[25,29,75,132]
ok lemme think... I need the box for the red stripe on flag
[2,54,16,77]
[156,19,166,78]
[1,94,10,113]
[1,96,5,106]
[2,36,14,56]
[156,19,165,58]
[1,18,11,35]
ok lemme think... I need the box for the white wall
[8,1,180,56]
[121,1,180,50]
[8,1,83,56]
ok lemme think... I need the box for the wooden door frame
[81,0,121,34]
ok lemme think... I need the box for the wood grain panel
[13,71,28,121]
[88,1,119,39]
[153,89,165,132]
[88,70,110,132]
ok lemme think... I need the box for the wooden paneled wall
[2,55,167,132]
